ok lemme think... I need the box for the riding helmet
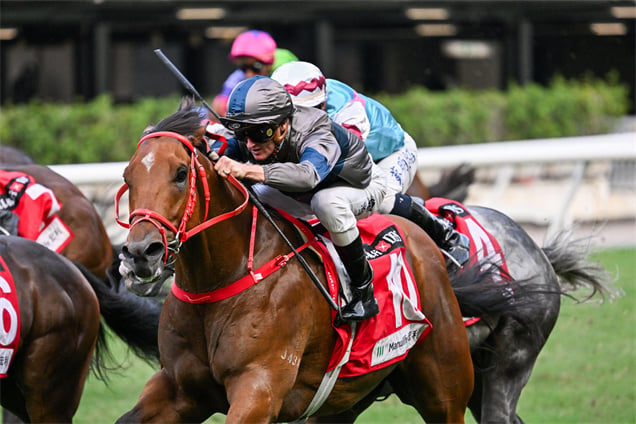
[271,61,327,107]
[229,30,277,64]
[221,76,295,130]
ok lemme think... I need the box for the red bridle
[115,131,249,264]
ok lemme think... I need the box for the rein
[115,131,249,264]
[170,208,316,303]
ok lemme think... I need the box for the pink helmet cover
[230,30,277,64]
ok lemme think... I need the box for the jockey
[271,61,469,268]
[213,76,386,323]
[211,29,298,117]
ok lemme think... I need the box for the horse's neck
[175,172,259,291]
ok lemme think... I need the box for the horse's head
[117,103,213,296]
[117,99,249,296]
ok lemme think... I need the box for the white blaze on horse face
[141,151,155,173]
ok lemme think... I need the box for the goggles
[238,61,265,73]
[234,124,277,144]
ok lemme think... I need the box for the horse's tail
[427,163,475,203]
[74,262,161,378]
[449,256,556,348]
[541,230,621,303]
[449,258,536,319]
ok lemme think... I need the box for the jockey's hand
[214,156,265,182]
[214,156,241,179]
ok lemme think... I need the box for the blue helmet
[221,76,294,130]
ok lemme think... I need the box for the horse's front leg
[116,370,181,423]
[224,365,302,424]
[116,368,219,423]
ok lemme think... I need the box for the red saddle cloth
[0,170,73,252]
[425,198,510,276]
[425,198,511,326]
[282,211,432,378]
[0,255,20,378]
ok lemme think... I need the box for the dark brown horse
[0,146,35,165]
[1,153,113,281]
[0,236,161,422]
[114,107,529,423]
[0,162,113,281]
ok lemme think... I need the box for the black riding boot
[392,194,470,268]
[0,210,19,236]
[335,235,379,322]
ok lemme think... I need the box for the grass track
[10,248,632,423]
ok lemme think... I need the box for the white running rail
[48,132,635,239]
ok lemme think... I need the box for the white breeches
[251,164,387,246]
[376,132,418,214]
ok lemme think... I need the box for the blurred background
[1,0,634,109]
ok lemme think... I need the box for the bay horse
[114,108,544,423]
[0,235,162,423]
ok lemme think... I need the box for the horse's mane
[145,97,205,138]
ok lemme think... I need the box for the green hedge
[0,75,629,164]
[374,74,629,147]
[0,95,180,164]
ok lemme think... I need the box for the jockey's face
[244,121,288,161]
[246,137,276,161]
[235,57,272,77]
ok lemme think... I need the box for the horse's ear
[191,125,206,143]
[178,96,197,112]
[191,126,211,156]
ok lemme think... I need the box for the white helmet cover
[271,61,327,107]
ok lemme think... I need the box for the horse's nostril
[123,239,163,261]
[145,242,165,259]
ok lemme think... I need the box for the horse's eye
[175,166,188,184]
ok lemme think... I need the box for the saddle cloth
[0,170,73,252]
[0,255,20,378]
[281,211,432,378]
[425,198,511,326]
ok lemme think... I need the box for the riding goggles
[238,61,265,73]
[234,124,277,144]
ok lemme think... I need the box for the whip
[154,49,223,122]
[153,49,339,311]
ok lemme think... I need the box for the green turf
[11,248,632,423]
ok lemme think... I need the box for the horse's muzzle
[118,237,172,297]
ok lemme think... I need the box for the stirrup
[340,285,379,322]
[336,269,379,325]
